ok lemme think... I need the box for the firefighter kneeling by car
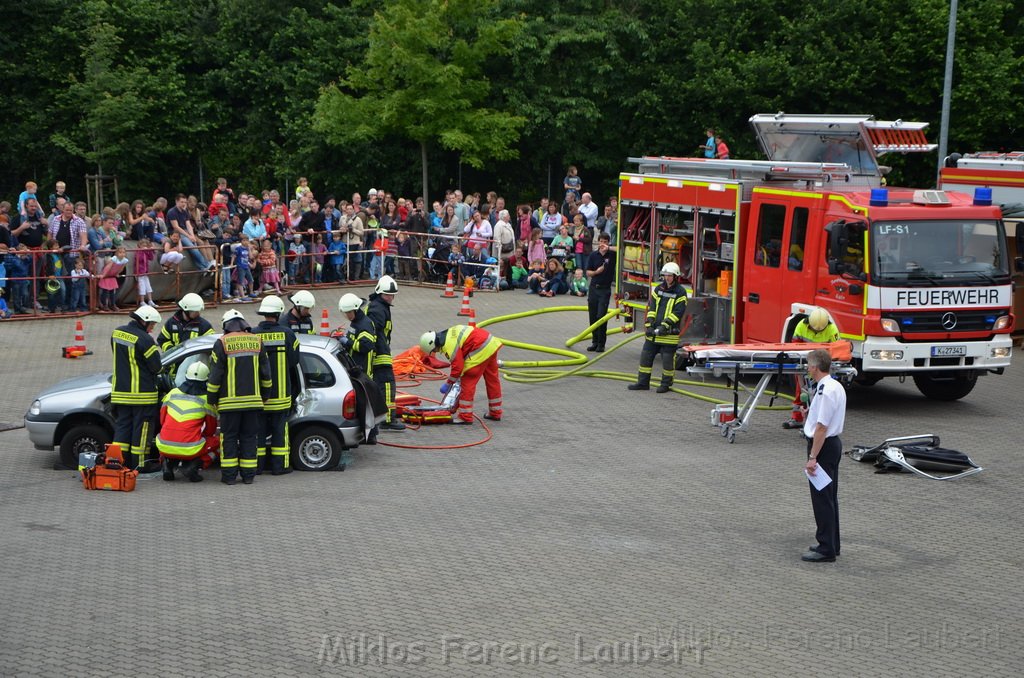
[419,325,503,424]
[628,262,687,393]
[155,362,219,482]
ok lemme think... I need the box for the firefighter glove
[440,381,452,395]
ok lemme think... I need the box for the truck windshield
[870,219,1010,286]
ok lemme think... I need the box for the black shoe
[808,545,840,556]
[162,460,175,481]
[782,419,803,430]
[364,434,378,445]
[187,472,203,483]
[586,344,597,352]
[483,414,501,422]
[381,420,407,431]
[271,468,293,476]
[594,346,605,353]
[242,476,254,485]
[627,383,649,391]
[221,476,237,486]
[801,550,836,562]
[656,384,672,393]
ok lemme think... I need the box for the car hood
[34,372,112,400]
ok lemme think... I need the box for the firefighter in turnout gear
[419,325,503,424]
[155,361,218,482]
[783,307,841,430]
[338,293,376,378]
[159,292,214,351]
[111,305,163,470]
[628,262,687,393]
[208,309,272,485]
[285,290,316,335]
[365,276,406,432]
[254,295,300,474]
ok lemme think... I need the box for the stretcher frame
[683,347,856,444]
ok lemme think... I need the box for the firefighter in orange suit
[208,309,272,485]
[155,361,219,482]
[419,325,502,424]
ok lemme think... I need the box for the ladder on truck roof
[948,151,1024,171]
[629,156,854,184]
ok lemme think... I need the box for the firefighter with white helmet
[286,290,316,335]
[337,293,377,379]
[110,305,163,470]
[364,275,405,432]
[254,295,300,474]
[783,307,841,429]
[207,308,272,484]
[155,361,218,482]
[627,261,688,393]
[159,292,214,351]
[419,324,503,424]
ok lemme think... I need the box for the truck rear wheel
[912,372,977,401]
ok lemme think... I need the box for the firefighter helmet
[133,305,161,325]
[419,331,439,354]
[338,293,363,313]
[290,290,315,309]
[178,292,205,313]
[660,262,681,277]
[808,307,831,332]
[375,275,398,295]
[185,362,210,382]
[258,295,285,315]
[222,309,245,328]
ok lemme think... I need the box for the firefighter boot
[180,459,203,482]
[656,378,674,394]
[162,459,177,481]
[628,373,651,391]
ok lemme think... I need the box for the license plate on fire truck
[931,346,966,357]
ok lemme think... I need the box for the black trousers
[636,339,676,387]
[373,365,396,423]
[220,409,260,480]
[112,404,158,470]
[259,409,291,473]
[587,285,612,349]
[807,436,842,557]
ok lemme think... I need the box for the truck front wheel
[912,371,977,401]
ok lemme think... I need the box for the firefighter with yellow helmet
[110,305,163,470]
[155,361,218,482]
[419,325,503,424]
[207,309,272,485]
[783,307,841,429]
[159,292,214,351]
[254,295,300,474]
[627,261,687,393]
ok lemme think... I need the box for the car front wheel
[291,425,344,471]
[59,424,112,468]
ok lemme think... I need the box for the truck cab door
[742,202,788,341]
[817,219,868,336]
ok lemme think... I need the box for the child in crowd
[569,268,588,297]
[135,238,157,307]
[527,228,546,267]
[524,259,545,294]
[295,177,311,200]
[288,233,307,284]
[0,289,11,319]
[43,239,67,313]
[509,257,529,289]
[447,242,466,283]
[6,244,31,313]
[396,231,413,280]
[549,224,573,265]
[327,230,347,284]
[161,231,185,273]
[258,239,282,294]
[233,233,254,300]
[18,181,38,216]
[219,238,236,300]
[384,229,398,276]
[69,257,92,312]
[572,213,593,274]
[532,258,566,297]
[312,233,327,284]
[98,245,129,311]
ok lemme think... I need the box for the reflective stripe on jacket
[207,332,272,411]
[441,325,501,380]
[155,388,217,458]
[645,282,688,346]
[110,321,162,405]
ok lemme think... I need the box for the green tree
[313,0,526,206]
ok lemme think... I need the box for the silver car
[25,333,387,471]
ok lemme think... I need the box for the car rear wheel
[59,424,112,468]
[291,426,344,471]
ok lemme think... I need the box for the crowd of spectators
[0,167,619,316]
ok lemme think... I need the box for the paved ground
[0,286,1021,676]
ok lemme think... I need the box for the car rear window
[300,354,335,388]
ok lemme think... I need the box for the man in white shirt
[801,348,846,563]
[578,192,598,229]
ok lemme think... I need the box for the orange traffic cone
[74,319,90,354]
[440,271,456,298]
[468,308,477,328]
[457,284,472,316]
[319,308,331,336]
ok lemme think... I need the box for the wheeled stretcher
[680,341,857,444]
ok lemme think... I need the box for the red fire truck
[616,114,1015,401]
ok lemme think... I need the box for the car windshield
[870,219,1010,286]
